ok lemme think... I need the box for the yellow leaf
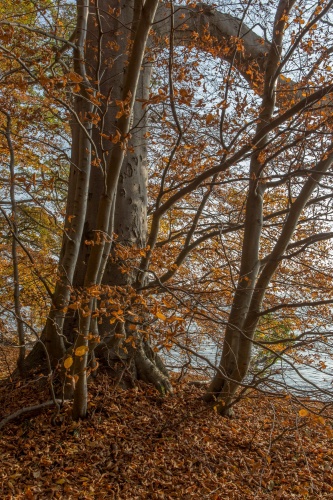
[56,478,66,485]
[156,311,167,321]
[64,356,73,369]
[81,307,91,317]
[111,309,123,316]
[88,286,100,297]
[75,346,88,357]
[299,408,309,417]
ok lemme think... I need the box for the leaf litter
[0,373,333,499]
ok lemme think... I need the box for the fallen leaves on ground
[0,346,18,380]
[0,374,333,499]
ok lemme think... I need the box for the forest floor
[0,347,333,499]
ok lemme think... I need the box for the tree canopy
[0,0,333,421]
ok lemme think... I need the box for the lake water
[163,341,333,400]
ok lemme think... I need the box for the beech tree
[1,0,333,419]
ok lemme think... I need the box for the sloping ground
[0,345,19,380]
[0,374,333,499]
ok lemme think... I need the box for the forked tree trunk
[203,0,333,415]
[204,0,293,415]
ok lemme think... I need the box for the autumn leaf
[156,311,167,321]
[64,356,73,369]
[55,478,66,485]
[168,316,185,323]
[112,130,121,144]
[68,302,80,310]
[75,346,89,357]
[205,113,215,125]
[67,72,83,83]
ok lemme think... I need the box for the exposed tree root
[134,344,173,396]
[0,399,63,430]
[11,330,173,401]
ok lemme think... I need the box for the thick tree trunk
[88,59,172,395]
[21,1,170,400]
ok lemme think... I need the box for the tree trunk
[204,0,294,415]
[17,0,170,413]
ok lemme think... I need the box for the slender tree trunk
[1,111,26,372]
[43,0,94,364]
[204,0,297,415]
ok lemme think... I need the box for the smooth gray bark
[72,0,160,419]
